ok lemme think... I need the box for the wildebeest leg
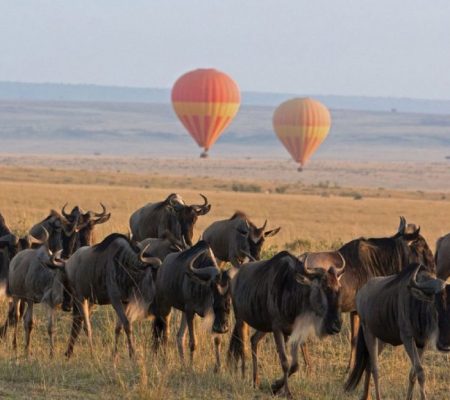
[364,328,381,400]
[186,311,197,366]
[111,298,134,359]
[403,338,426,400]
[46,305,56,358]
[272,340,301,393]
[65,302,83,358]
[113,319,123,361]
[177,313,187,363]
[81,299,94,356]
[12,298,20,351]
[348,311,360,370]
[405,346,424,400]
[213,335,222,373]
[251,330,267,388]
[272,330,292,398]
[300,343,311,373]
[23,301,34,356]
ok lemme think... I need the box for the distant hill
[2,81,450,115]
[1,100,449,162]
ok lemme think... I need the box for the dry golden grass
[0,168,450,399]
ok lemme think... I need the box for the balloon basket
[297,166,303,172]
[200,151,209,159]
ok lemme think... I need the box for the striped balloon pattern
[171,69,241,156]
[273,98,331,169]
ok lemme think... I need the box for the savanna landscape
[0,163,449,399]
[2,2,450,399]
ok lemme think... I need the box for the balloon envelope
[273,98,331,168]
[171,69,240,155]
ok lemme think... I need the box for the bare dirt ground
[1,153,449,192]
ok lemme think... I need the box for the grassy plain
[0,166,449,399]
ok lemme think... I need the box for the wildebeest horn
[192,194,211,215]
[300,254,326,279]
[186,247,219,282]
[335,252,346,274]
[188,264,219,282]
[169,194,185,211]
[260,220,268,231]
[409,264,445,295]
[398,216,406,234]
[139,244,162,267]
[92,203,107,217]
[30,226,49,244]
[46,249,66,269]
[61,203,71,219]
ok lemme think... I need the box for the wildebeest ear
[264,227,281,237]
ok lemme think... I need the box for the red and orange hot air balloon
[273,98,331,171]
[171,68,241,157]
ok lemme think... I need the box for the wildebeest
[435,232,450,279]
[228,251,345,397]
[137,230,186,262]
[153,240,231,371]
[7,244,67,356]
[129,193,211,245]
[29,209,80,253]
[345,264,450,400]
[64,233,161,359]
[299,217,435,369]
[0,213,30,295]
[61,203,111,253]
[203,211,281,267]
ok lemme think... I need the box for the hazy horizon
[2,1,450,99]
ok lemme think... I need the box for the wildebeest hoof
[270,380,284,395]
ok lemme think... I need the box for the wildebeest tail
[0,301,23,339]
[227,319,249,365]
[344,326,369,392]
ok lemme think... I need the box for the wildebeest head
[30,210,79,252]
[235,213,281,261]
[185,242,231,334]
[296,253,345,336]
[396,216,435,271]
[138,230,186,262]
[62,203,111,247]
[167,194,211,246]
[38,248,69,306]
[407,264,450,351]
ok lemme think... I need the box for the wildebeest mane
[230,211,248,221]
[339,237,408,287]
[384,262,439,346]
[250,251,309,317]
[93,233,140,253]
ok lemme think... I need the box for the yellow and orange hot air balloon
[171,68,241,157]
[273,98,331,171]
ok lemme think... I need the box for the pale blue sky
[1,0,449,99]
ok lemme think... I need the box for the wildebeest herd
[0,193,449,399]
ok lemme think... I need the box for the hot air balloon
[273,98,331,171]
[171,69,240,158]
